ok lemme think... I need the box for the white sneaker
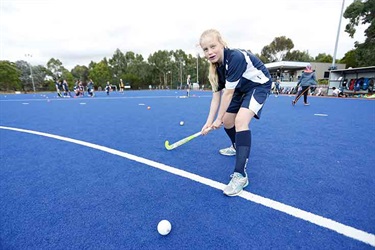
[223,172,249,196]
[219,145,236,156]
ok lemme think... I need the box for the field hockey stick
[165,127,212,150]
[294,86,310,103]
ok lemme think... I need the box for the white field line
[1,125,374,247]
[0,95,212,102]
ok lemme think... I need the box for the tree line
[0,0,373,92]
[0,49,211,92]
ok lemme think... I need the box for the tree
[255,53,270,64]
[60,69,74,87]
[109,49,127,81]
[33,65,53,90]
[88,59,111,88]
[148,50,174,87]
[261,36,294,62]
[314,53,333,63]
[125,51,136,65]
[46,58,65,79]
[339,49,359,68]
[125,52,151,88]
[0,61,21,91]
[171,49,188,87]
[71,65,89,83]
[260,46,273,63]
[344,0,375,66]
[15,61,55,91]
[185,53,201,85]
[15,60,32,91]
[284,50,314,62]
[198,57,209,88]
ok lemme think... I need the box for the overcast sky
[0,0,367,70]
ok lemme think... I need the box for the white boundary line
[1,125,374,247]
[0,95,212,102]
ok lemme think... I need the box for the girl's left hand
[201,124,211,135]
[212,119,222,129]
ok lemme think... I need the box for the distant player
[119,79,125,93]
[62,79,72,97]
[55,79,63,97]
[78,81,84,96]
[274,77,281,96]
[186,75,191,97]
[73,80,82,97]
[87,79,95,97]
[105,81,111,95]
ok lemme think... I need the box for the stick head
[165,140,173,150]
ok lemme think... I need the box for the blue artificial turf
[0,90,374,249]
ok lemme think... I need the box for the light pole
[332,0,345,70]
[25,54,36,92]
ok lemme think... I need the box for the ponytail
[208,63,218,92]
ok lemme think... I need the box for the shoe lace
[229,173,243,185]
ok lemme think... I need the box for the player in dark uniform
[55,79,63,97]
[62,79,72,97]
[199,29,272,196]
[78,81,84,96]
[73,80,81,97]
[87,79,95,97]
[105,81,111,95]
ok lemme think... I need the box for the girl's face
[200,34,224,64]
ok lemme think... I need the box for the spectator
[332,87,340,97]
[315,87,323,96]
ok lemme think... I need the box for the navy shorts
[226,80,272,119]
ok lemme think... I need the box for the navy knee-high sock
[234,130,251,176]
[224,126,236,148]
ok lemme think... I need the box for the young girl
[199,29,272,196]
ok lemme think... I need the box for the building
[328,66,375,96]
[265,61,346,89]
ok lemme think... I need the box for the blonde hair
[199,29,228,92]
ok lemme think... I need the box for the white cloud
[0,0,367,70]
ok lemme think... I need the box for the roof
[330,66,375,74]
[265,61,310,71]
